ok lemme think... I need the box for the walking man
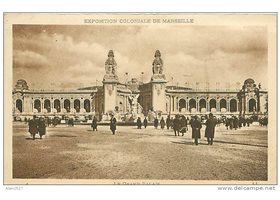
[28,115,38,140]
[91,116,98,131]
[38,117,46,139]
[173,115,180,136]
[205,113,217,145]
[154,117,159,129]
[110,114,117,135]
[191,115,202,145]
[179,115,188,136]
[137,117,142,129]
[143,117,148,128]
[166,115,171,130]
[160,117,165,129]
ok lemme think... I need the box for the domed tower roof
[15,79,29,90]
[243,78,257,91]
[244,78,255,85]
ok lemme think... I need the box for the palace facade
[13,50,268,121]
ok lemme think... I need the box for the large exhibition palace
[13,50,268,121]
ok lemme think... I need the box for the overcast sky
[13,25,267,90]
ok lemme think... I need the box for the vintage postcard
[3,13,277,184]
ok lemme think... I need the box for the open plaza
[10,26,270,183]
[12,121,267,181]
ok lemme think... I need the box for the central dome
[244,78,255,85]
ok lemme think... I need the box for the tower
[102,50,119,114]
[150,50,167,112]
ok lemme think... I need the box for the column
[21,99,24,113]
[186,98,189,113]
[174,97,176,112]
[172,96,174,112]
[240,96,244,115]
[227,100,230,112]
[51,100,54,110]
[41,100,44,113]
[81,99,84,110]
[216,100,220,112]
[71,100,74,109]
[169,96,172,113]
[176,97,179,112]
[243,96,246,115]
[123,96,126,112]
[60,101,64,112]
[12,101,15,114]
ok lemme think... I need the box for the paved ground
[12,122,268,181]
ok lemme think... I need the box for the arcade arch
[249,98,256,112]
[74,99,80,113]
[179,99,186,112]
[230,99,237,112]
[34,99,41,112]
[44,99,51,113]
[54,99,61,112]
[16,99,23,113]
[64,99,70,113]
[84,99,90,113]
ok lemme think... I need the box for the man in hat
[205,113,217,145]
[28,115,38,140]
[173,115,180,136]
[136,117,142,129]
[143,117,148,128]
[166,115,171,130]
[91,115,98,131]
[191,115,202,145]
[154,117,159,129]
[110,114,117,135]
[38,117,46,139]
[160,117,165,129]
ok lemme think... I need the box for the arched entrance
[210,99,216,109]
[34,99,41,112]
[44,99,51,113]
[199,99,206,112]
[230,99,237,112]
[249,98,256,112]
[189,99,196,112]
[64,99,70,113]
[16,99,23,113]
[74,99,80,113]
[54,99,61,112]
[179,99,186,112]
[220,99,227,111]
[84,99,90,112]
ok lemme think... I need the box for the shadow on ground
[172,140,267,148]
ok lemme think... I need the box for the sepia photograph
[3,13,277,184]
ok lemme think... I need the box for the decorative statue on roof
[103,50,118,82]
[152,50,163,74]
[105,50,117,75]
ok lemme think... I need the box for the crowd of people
[26,116,74,139]
[132,114,268,145]
[27,116,47,140]
[26,113,268,142]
